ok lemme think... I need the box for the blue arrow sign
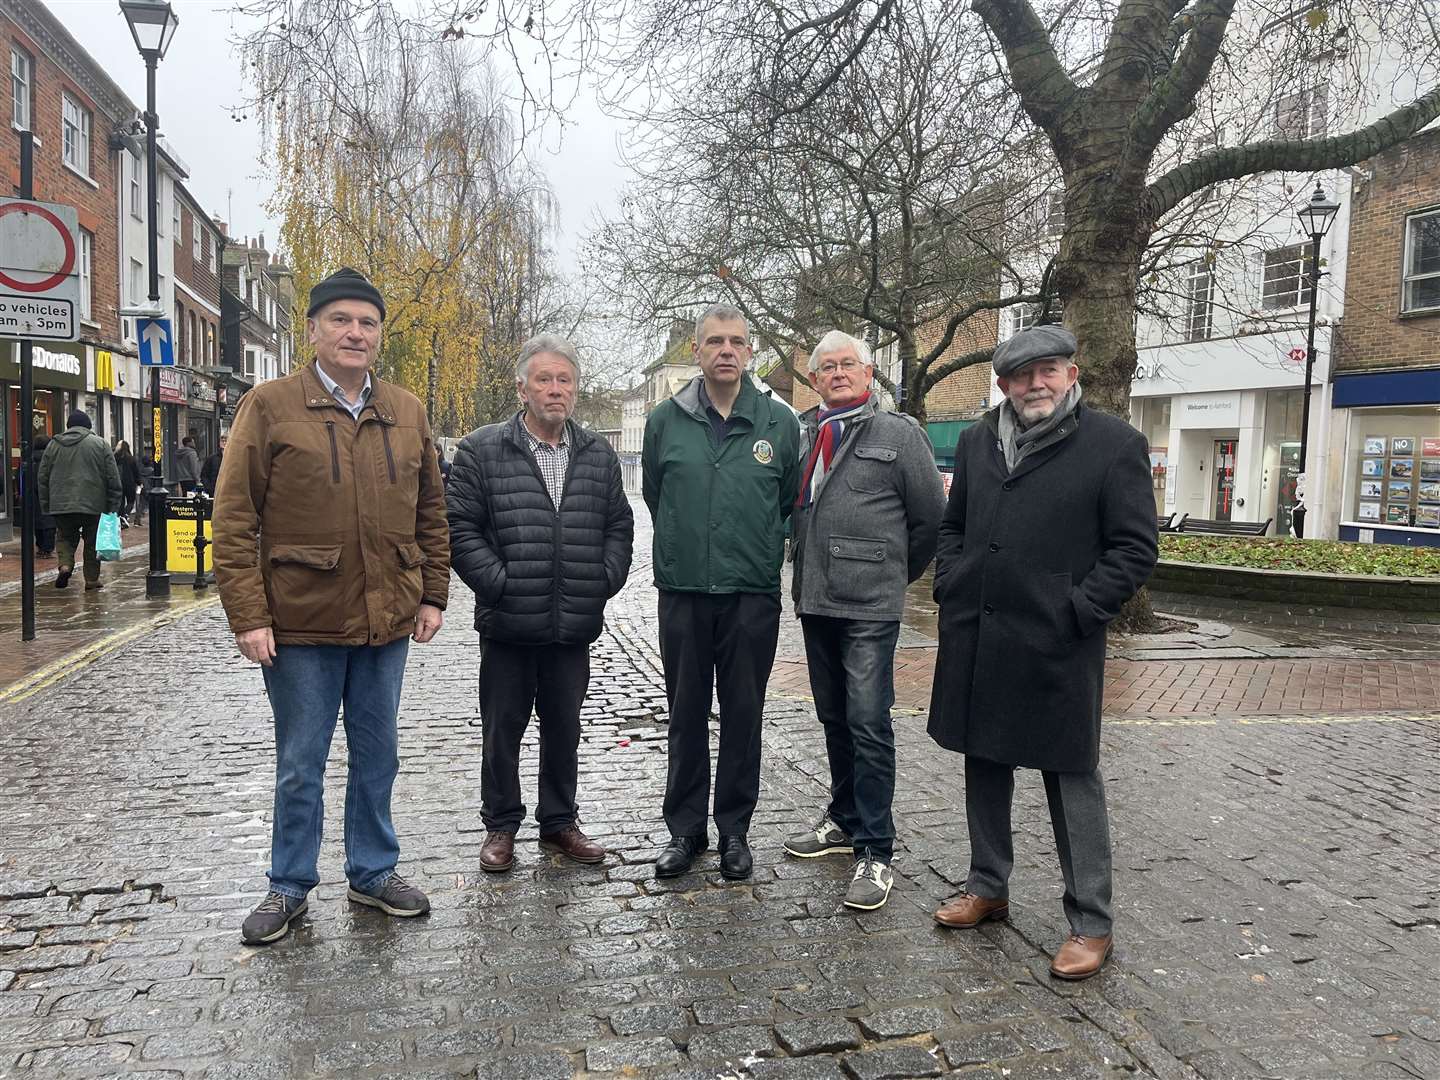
[137,317,175,367]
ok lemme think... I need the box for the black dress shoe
[718,834,752,880]
[655,835,707,878]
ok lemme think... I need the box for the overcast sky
[56,0,631,264]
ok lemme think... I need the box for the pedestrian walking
[927,325,1157,981]
[213,267,451,946]
[114,440,141,526]
[200,435,226,496]
[446,334,634,874]
[37,411,123,590]
[134,451,153,525]
[30,435,56,557]
[175,436,202,496]
[642,303,800,880]
[782,330,945,910]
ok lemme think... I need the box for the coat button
[988,542,999,552]
[1002,481,1013,491]
[831,546,841,554]
[983,604,994,615]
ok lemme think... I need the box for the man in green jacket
[643,303,801,879]
[38,410,123,590]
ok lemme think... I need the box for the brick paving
[0,499,1436,1079]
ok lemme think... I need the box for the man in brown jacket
[214,267,450,946]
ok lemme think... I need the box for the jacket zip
[325,421,340,483]
[381,425,397,483]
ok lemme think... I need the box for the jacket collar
[673,374,762,428]
[799,393,877,431]
[981,401,1084,481]
[299,364,397,424]
[503,410,593,451]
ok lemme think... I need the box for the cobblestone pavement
[1,500,1437,1079]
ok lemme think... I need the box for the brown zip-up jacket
[213,365,450,647]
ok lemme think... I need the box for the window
[207,233,217,274]
[11,45,31,130]
[189,312,198,366]
[1184,260,1213,341]
[1261,244,1312,309]
[129,258,144,305]
[192,217,201,261]
[172,190,181,239]
[1274,84,1327,140]
[129,151,142,219]
[1010,302,1039,336]
[1045,192,1066,239]
[79,229,93,321]
[1402,209,1440,313]
[61,92,90,175]
[244,348,257,378]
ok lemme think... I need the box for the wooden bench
[1176,516,1272,536]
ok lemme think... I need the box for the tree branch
[970,0,1080,141]
[919,345,996,395]
[1144,84,1440,220]
[1127,0,1237,158]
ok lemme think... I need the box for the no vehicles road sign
[0,197,80,342]
[138,318,175,366]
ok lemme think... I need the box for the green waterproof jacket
[38,426,123,517]
[643,375,801,594]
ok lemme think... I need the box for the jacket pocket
[825,535,888,606]
[266,544,346,633]
[394,540,424,616]
[846,444,898,494]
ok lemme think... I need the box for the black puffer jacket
[447,413,634,645]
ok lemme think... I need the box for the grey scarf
[998,382,1082,472]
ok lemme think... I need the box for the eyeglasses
[817,358,865,376]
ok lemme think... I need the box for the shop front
[185,372,219,459]
[157,366,190,486]
[1,339,89,540]
[1329,367,1440,547]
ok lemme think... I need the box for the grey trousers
[963,755,1113,937]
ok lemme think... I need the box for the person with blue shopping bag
[38,410,123,591]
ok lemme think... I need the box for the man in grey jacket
[38,410,123,590]
[783,330,945,909]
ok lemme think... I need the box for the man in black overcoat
[446,333,634,874]
[927,324,1157,981]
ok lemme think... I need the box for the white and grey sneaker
[783,816,851,858]
[843,855,894,911]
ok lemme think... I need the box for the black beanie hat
[306,267,386,321]
[67,409,92,429]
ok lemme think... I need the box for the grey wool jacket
[791,397,946,621]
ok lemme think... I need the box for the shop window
[1346,412,1440,530]
[11,45,32,130]
[1184,261,1213,342]
[61,92,90,176]
[1261,244,1312,309]
[1402,209,1440,314]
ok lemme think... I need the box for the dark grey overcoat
[927,402,1157,773]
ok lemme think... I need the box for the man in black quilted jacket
[446,334,634,873]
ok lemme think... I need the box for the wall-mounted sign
[0,338,88,390]
[1175,391,1241,430]
[158,366,189,405]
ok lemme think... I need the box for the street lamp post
[120,0,178,596]
[1291,181,1341,540]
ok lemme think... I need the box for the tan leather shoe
[538,824,606,864]
[480,830,515,873]
[1049,934,1113,980]
[933,892,1009,929]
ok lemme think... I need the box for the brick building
[2,0,136,534]
[1326,131,1440,546]
[172,181,225,456]
[220,235,295,410]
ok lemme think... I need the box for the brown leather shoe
[933,892,1010,929]
[538,824,606,864]
[479,830,515,873]
[1049,934,1113,980]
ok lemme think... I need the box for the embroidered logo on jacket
[753,439,774,464]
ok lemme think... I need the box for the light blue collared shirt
[313,363,373,421]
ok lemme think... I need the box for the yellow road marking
[0,595,220,705]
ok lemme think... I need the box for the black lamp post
[119,0,178,596]
[1291,181,1341,539]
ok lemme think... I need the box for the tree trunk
[427,329,440,425]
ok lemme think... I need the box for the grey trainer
[347,872,430,917]
[241,891,308,945]
[783,815,851,858]
[843,855,894,911]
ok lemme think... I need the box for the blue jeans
[261,638,410,899]
[800,615,901,860]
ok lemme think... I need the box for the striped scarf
[797,392,872,508]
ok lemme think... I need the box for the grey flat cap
[993,324,1077,378]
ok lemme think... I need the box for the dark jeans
[963,755,1113,937]
[35,526,55,555]
[261,638,411,899]
[478,639,590,834]
[801,615,902,860]
[53,513,100,583]
[658,590,781,836]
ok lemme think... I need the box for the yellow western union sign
[166,500,213,574]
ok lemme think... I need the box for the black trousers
[477,639,590,834]
[658,590,781,836]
